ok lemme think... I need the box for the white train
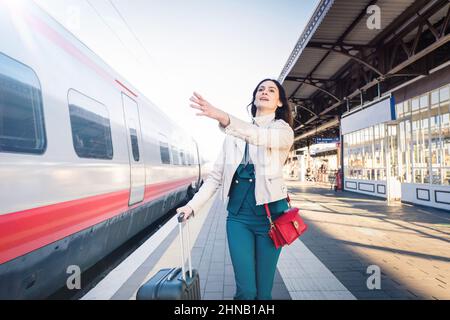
[0,1,206,299]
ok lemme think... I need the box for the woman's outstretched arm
[189,91,293,150]
[218,113,294,150]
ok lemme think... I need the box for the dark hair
[247,78,293,129]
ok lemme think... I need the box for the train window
[129,127,140,162]
[159,141,171,164]
[0,52,46,154]
[180,149,186,165]
[68,89,113,160]
[191,142,198,165]
[187,151,191,165]
[171,145,180,165]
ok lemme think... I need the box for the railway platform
[81,180,450,300]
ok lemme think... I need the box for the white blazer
[187,112,294,214]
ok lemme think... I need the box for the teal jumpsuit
[226,142,288,300]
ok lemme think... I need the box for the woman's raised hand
[189,92,230,126]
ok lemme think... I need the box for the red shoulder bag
[264,194,308,249]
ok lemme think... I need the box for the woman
[176,79,294,300]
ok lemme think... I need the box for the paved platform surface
[288,180,450,300]
[82,181,449,300]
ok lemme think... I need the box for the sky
[33,0,319,162]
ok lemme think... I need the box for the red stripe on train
[115,80,138,98]
[0,176,197,264]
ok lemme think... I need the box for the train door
[121,93,145,205]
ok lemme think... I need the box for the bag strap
[286,193,291,206]
[264,203,272,219]
[264,203,274,228]
[264,192,292,227]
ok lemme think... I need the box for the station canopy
[279,0,450,147]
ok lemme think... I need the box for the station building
[279,0,450,210]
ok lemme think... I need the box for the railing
[304,169,338,184]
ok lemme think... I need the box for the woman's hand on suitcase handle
[176,205,194,222]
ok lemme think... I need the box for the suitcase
[136,212,201,300]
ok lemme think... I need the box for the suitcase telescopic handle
[177,214,193,282]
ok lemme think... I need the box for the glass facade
[397,84,450,185]
[343,84,450,186]
[343,123,386,180]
